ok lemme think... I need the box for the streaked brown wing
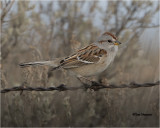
[59,44,107,69]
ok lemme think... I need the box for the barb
[1,81,159,93]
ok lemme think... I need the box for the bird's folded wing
[60,44,107,69]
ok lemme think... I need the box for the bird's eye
[108,40,112,43]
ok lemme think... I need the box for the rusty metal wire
[1,81,159,93]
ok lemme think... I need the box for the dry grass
[1,1,159,127]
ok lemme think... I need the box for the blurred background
[1,0,159,127]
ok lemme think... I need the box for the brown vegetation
[1,0,159,127]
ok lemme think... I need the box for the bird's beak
[114,40,121,45]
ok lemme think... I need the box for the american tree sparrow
[20,32,121,78]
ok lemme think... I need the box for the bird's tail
[19,60,59,68]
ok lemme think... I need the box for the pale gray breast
[104,45,118,68]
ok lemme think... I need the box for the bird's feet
[77,76,103,91]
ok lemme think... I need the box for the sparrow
[19,32,121,78]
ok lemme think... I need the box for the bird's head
[95,32,121,49]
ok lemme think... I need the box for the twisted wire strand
[1,81,159,93]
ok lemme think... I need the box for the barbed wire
[1,81,159,93]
